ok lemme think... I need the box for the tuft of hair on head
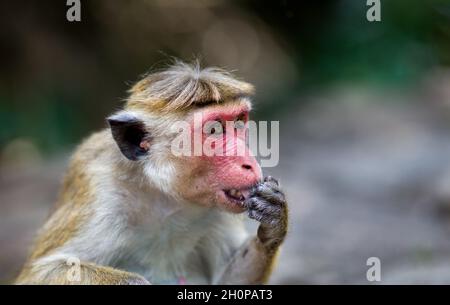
[126,60,255,113]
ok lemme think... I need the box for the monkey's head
[108,62,262,213]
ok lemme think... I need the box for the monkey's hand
[246,176,288,253]
[216,177,287,284]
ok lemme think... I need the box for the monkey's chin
[217,189,250,213]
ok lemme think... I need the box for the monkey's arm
[217,176,288,284]
[16,259,150,285]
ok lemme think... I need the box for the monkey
[15,61,289,285]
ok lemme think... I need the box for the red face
[174,101,262,213]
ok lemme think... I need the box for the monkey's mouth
[223,188,251,207]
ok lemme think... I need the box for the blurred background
[1,0,450,284]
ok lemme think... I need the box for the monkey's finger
[250,181,282,197]
[264,176,280,186]
[249,209,281,226]
[246,196,278,211]
[245,197,260,210]
[248,209,263,222]
[261,180,282,193]
[246,197,282,215]
[253,184,285,205]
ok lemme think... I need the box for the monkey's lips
[220,188,252,213]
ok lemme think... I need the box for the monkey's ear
[107,113,150,161]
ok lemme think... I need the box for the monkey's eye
[204,120,223,135]
[234,114,246,130]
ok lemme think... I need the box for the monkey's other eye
[204,120,224,135]
[234,114,246,130]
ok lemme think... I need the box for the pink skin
[187,103,262,213]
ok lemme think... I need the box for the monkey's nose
[240,161,262,183]
[242,164,253,170]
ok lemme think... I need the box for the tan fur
[127,60,254,113]
[30,132,112,260]
[18,260,147,285]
